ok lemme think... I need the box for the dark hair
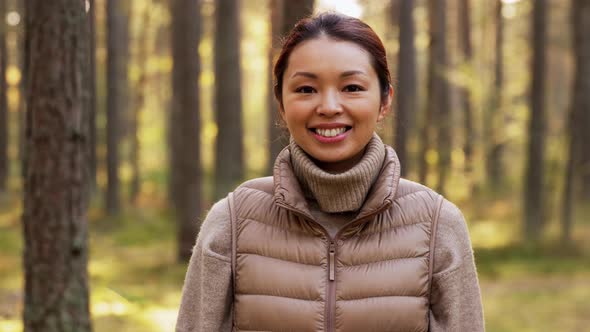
[273,12,391,107]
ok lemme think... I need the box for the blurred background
[0,0,589,331]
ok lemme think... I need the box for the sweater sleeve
[429,199,485,332]
[175,198,233,332]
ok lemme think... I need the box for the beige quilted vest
[228,147,443,332]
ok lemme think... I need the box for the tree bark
[0,0,8,192]
[214,0,244,199]
[170,0,202,262]
[561,98,576,244]
[433,0,450,196]
[281,0,314,37]
[419,0,449,192]
[485,0,505,191]
[105,0,129,215]
[18,0,27,179]
[267,0,284,175]
[572,0,590,200]
[458,0,474,177]
[524,0,547,241]
[88,0,97,193]
[418,0,436,185]
[267,0,314,174]
[395,0,416,177]
[22,1,91,330]
[130,2,152,203]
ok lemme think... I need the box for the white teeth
[315,127,347,137]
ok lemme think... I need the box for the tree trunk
[88,0,97,193]
[418,0,436,185]
[433,0,450,196]
[130,2,152,203]
[214,0,244,199]
[561,100,576,244]
[0,0,7,192]
[22,1,91,330]
[105,0,129,215]
[394,0,416,177]
[458,0,474,178]
[170,0,202,262]
[524,0,547,241]
[281,0,314,36]
[419,0,450,193]
[485,0,505,191]
[17,0,26,180]
[267,0,284,175]
[267,0,314,174]
[572,0,590,200]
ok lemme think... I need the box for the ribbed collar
[286,133,386,213]
[273,137,401,223]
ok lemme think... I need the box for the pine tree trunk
[572,0,590,200]
[281,0,314,35]
[130,2,152,203]
[266,0,314,174]
[458,0,474,177]
[433,0,450,196]
[524,0,547,241]
[0,0,7,192]
[267,0,284,175]
[88,0,97,193]
[486,0,505,191]
[419,0,450,193]
[170,0,202,262]
[395,0,416,177]
[418,0,438,185]
[561,100,576,244]
[22,1,91,330]
[105,0,129,215]
[18,0,27,179]
[214,0,244,199]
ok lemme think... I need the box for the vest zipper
[329,241,336,281]
[326,240,336,332]
[275,201,391,332]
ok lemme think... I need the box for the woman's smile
[309,123,352,143]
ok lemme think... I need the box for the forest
[0,0,589,331]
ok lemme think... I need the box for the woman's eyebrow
[291,70,367,79]
[341,70,367,77]
[291,71,317,79]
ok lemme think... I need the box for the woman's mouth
[309,126,352,142]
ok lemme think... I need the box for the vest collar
[272,140,401,224]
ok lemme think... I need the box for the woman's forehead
[285,37,374,77]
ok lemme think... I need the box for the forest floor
[0,193,589,332]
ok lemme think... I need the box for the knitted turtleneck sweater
[290,133,386,213]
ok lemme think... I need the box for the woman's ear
[377,85,394,122]
[278,102,286,120]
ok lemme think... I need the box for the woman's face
[281,36,392,172]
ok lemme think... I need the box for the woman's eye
[343,85,364,92]
[295,86,316,93]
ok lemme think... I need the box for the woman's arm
[429,199,485,331]
[176,198,233,332]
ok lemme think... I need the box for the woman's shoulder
[395,177,468,238]
[233,176,274,197]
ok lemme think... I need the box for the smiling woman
[176,12,484,332]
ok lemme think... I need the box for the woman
[176,12,484,332]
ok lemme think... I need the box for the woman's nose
[316,90,343,116]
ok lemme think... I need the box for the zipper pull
[329,241,336,281]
